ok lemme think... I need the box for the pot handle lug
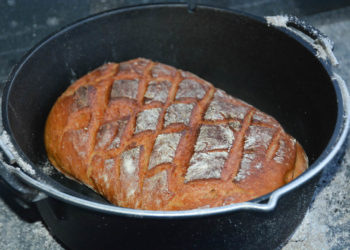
[286,15,328,41]
[0,161,46,203]
[266,15,339,66]
[0,136,47,203]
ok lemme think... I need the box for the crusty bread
[45,58,308,210]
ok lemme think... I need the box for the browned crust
[44,58,308,211]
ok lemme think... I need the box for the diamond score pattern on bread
[45,58,308,210]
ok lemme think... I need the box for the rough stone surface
[0,195,63,250]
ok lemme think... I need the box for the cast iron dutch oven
[0,4,349,250]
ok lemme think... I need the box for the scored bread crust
[45,58,308,210]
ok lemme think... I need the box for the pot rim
[1,3,349,218]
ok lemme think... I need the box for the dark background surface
[0,0,350,249]
[1,0,350,84]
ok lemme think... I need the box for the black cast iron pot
[0,4,349,250]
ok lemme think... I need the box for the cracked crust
[45,58,308,211]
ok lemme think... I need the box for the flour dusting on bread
[44,58,308,210]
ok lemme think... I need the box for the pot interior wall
[4,5,337,201]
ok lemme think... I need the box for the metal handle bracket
[265,15,339,66]
[0,131,46,203]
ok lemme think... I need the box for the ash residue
[0,131,35,176]
[39,160,55,176]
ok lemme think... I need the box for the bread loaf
[45,58,308,210]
